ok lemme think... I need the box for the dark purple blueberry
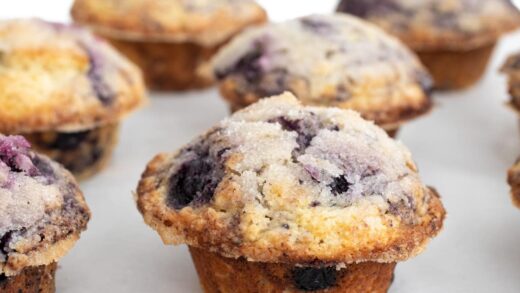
[329,175,351,195]
[300,17,335,34]
[81,44,115,105]
[48,131,91,151]
[0,274,6,284]
[292,267,337,291]
[255,68,291,97]
[167,146,225,210]
[67,147,103,173]
[337,0,403,18]
[413,69,434,96]
[0,136,39,176]
[268,116,320,152]
[215,46,264,82]
[0,231,13,256]
[282,223,290,229]
[32,156,57,184]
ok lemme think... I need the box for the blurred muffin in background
[211,14,433,137]
[71,0,268,91]
[0,19,146,180]
[502,52,520,207]
[337,0,520,90]
[136,93,445,293]
[0,135,90,292]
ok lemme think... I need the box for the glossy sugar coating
[71,0,267,46]
[337,0,520,50]
[137,93,445,265]
[211,14,432,127]
[0,19,146,133]
[0,135,90,276]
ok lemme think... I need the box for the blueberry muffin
[0,135,90,292]
[71,0,267,91]
[136,93,445,292]
[211,14,433,137]
[0,19,146,180]
[337,0,520,90]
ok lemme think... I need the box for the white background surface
[2,1,520,292]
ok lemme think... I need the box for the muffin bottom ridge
[22,123,119,180]
[107,38,217,91]
[0,263,57,293]
[417,43,496,90]
[189,246,396,293]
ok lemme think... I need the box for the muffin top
[137,93,445,265]
[211,14,432,128]
[71,0,268,46]
[501,52,520,111]
[0,19,146,134]
[0,135,90,276]
[337,0,520,50]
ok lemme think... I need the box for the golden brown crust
[0,263,57,293]
[337,0,520,51]
[136,95,446,265]
[71,0,267,46]
[0,19,147,133]
[417,43,496,90]
[189,246,395,293]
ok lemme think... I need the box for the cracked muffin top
[0,19,146,134]
[71,0,268,46]
[211,14,432,128]
[136,93,445,265]
[501,52,520,112]
[337,0,520,51]
[0,135,90,276]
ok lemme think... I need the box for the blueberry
[216,47,264,82]
[337,0,401,18]
[292,267,337,291]
[268,116,320,152]
[49,131,91,151]
[329,175,351,195]
[300,17,334,34]
[0,274,6,284]
[81,44,115,105]
[167,147,224,210]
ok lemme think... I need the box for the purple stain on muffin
[292,266,337,291]
[300,17,335,34]
[167,141,226,210]
[81,43,115,106]
[337,0,401,18]
[0,135,39,178]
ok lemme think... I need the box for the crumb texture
[337,0,520,50]
[71,0,267,45]
[137,93,445,264]
[0,135,90,276]
[501,52,520,111]
[0,19,145,133]
[212,14,431,126]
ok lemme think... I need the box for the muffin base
[106,38,217,91]
[22,123,119,180]
[417,43,496,90]
[189,246,396,293]
[0,263,57,293]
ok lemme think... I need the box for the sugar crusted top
[337,0,520,50]
[137,93,445,264]
[71,0,267,46]
[211,14,431,127]
[0,19,146,133]
[0,135,90,276]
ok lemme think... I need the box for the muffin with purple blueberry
[71,0,267,91]
[0,135,90,292]
[337,0,520,89]
[210,14,433,137]
[0,19,146,180]
[136,93,445,292]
